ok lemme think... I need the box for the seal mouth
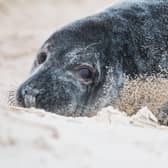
[13,84,41,109]
[24,94,36,108]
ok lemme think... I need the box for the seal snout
[16,85,39,108]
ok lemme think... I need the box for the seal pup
[16,0,168,124]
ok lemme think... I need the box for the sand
[1,0,168,167]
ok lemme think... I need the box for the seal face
[16,0,168,118]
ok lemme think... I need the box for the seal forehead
[64,45,100,64]
[42,39,101,68]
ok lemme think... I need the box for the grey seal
[16,0,168,124]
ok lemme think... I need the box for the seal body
[16,0,168,119]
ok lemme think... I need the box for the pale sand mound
[1,1,168,167]
[1,106,168,168]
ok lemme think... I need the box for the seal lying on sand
[16,0,168,124]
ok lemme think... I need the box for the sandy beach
[1,1,168,167]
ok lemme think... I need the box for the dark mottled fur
[16,0,168,124]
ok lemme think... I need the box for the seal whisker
[83,42,101,51]
[8,88,17,106]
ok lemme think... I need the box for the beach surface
[1,1,168,167]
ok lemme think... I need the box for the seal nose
[16,85,39,108]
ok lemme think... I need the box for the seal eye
[78,66,94,81]
[37,52,47,64]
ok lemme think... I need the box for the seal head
[16,0,168,117]
[16,17,124,116]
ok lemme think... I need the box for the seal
[16,0,168,123]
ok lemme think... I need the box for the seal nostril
[24,89,28,95]
[37,52,47,64]
[22,86,30,96]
